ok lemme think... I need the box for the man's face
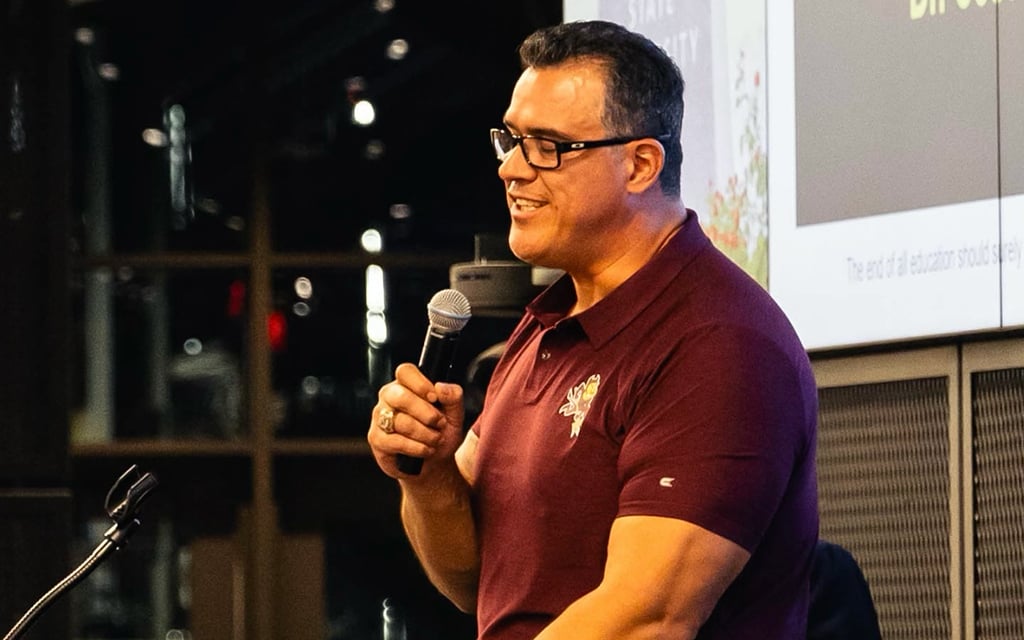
[498,62,636,275]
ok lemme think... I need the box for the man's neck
[567,208,688,315]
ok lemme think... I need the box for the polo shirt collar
[524,209,709,349]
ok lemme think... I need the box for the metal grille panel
[972,367,1024,640]
[818,377,951,640]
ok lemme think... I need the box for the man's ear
[625,138,666,194]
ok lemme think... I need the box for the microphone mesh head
[427,289,472,334]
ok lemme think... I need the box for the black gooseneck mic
[3,465,158,640]
[396,288,472,475]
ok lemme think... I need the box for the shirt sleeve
[615,323,814,552]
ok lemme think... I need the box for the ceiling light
[97,63,120,81]
[74,27,95,45]
[352,99,376,126]
[141,128,169,147]
[386,39,409,60]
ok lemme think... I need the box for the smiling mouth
[510,196,545,212]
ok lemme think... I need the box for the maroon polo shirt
[471,213,819,640]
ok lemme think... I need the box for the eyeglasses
[489,127,668,170]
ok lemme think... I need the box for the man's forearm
[399,463,480,612]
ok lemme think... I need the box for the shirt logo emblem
[659,477,676,488]
[558,374,601,438]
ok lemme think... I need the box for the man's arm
[535,514,750,640]
[367,364,482,612]
[399,432,481,612]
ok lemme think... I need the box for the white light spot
[352,99,376,126]
[74,28,95,45]
[97,63,120,81]
[142,128,169,147]
[301,375,320,396]
[389,203,411,220]
[361,228,383,253]
[366,310,389,346]
[365,265,386,312]
[183,338,203,356]
[294,276,313,299]
[386,38,409,60]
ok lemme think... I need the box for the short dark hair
[517,20,685,196]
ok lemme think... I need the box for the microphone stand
[3,465,158,640]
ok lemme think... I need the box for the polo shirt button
[540,350,551,361]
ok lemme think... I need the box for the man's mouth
[510,196,545,212]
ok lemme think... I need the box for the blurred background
[1,0,560,638]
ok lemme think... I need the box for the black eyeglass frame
[489,127,671,170]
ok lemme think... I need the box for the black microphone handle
[396,329,461,475]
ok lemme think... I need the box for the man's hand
[367,362,466,478]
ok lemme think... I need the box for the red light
[267,310,287,352]
[227,279,246,317]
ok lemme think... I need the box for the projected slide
[767,0,1022,349]
[564,0,1022,349]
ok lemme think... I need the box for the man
[367,20,819,639]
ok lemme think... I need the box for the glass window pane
[70,12,251,254]
[70,268,248,441]
[265,114,510,254]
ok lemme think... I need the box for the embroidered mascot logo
[558,374,601,438]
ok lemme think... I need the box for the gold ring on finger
[378,406,395,434]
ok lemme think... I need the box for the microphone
[396,288,472,475]
[3,465,158,640]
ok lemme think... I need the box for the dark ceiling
[67,0,563,252]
